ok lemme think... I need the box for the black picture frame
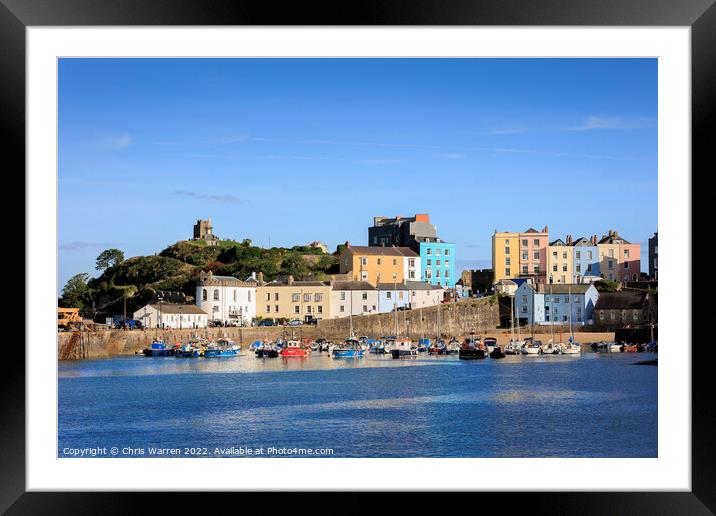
[4,0,710,512]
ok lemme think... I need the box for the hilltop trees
[59,273,91,309]
[95,248,125,271]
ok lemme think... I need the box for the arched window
[213,289,220,301]
[202,289,207,301]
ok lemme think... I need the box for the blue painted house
[377,283,410,313]
[409,237,456,288]
[571,236,600,282]
[515,282,599,325]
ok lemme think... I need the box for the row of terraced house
[492,227,641,286]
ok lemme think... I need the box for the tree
[59,273,91,308]
[96,248,125,271]
[594,279,620,293]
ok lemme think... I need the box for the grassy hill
[60,239,339,318]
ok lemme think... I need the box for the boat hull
[256,349,279,358]
[458,349,487,360]
[142,348,173,357]
[332,349,364,358]
[391,349,417,359]
[279,349,310,357]
[204,349,239,358]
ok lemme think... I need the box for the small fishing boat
[204,338,240,358]
[279,339,310,357]
[390,338,418,358]
[459,335,487,360]
[255,341,279,358]
[622,343,639,352]
[539,340,561,355]
[332,338,365,358]
[521,337,542,355]
[489,345,506,359]
[503,340,521,355]
[142,339,173,357]
[367,339,385,354]
[417,338,430,353]
[446,337,461,355]
[175,343,200,358]
[428,338,447,355]
[561,341,582,355]
[483,337,498,354]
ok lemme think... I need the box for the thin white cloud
[563,116,656,131]
[99,133,133,150]
[60,241,115,251]
[175,189,244,204]
[487,127,527,135]
[353,158,404,165]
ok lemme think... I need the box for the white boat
[608,342,623,352]
[390,338,418,358]
[521,338,542,355]
[539,340,562,355]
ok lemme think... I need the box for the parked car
[287,319,303,326]
[258,319,275,327]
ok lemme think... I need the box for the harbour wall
[57,297,614,359]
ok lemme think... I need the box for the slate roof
[595,291,649,310]
[331,281,376,291]
[344,245,419,257]
[535,284,595,294]
[147,304,207,315]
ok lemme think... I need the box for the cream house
[330,281,379,317]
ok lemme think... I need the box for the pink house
[519,226,549,284]
[618,242,641,282]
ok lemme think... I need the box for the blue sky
[58,58,657,290]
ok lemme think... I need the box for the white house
[195,271,257,326]
[406,281,444,309]
[133,303,208,329]
[514,282,599,326]
[403,254,422,281]
[330,281,380,318]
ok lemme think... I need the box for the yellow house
[256,276,332,322]
[339,244,419,286]
[492,231,519,282]
[546,237,574,284]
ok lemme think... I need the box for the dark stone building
[648,232,658,280]
[593,290,657,330]
[368,214,436,247]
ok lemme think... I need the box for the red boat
[279,340,310,357]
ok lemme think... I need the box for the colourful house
[410,237,456,288]
[492,231,520,282]
[598,230,641,282]
[572,236,601,282]
[518,227,549,284]
[339,244,420,286]
[546,238,573,284]
[514,282,599,326]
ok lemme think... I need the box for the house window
[436,260,441,266]
[445,249,450,256]
[275,305,279,312]
[304,293,311,302]
[522,251,528,260]
[377,258,381,265]
[552,251,558,258]
[427,259,432,266]
[340,292,346,300]
[409,271,415,279]
[553,264,558,272]
[427,248,432,255]
[436,270,441,278]
[533,239,539,246]
[562,265,567,272]
[274,293,279,301]
[522,265,528,274]
[575,251,581,260]
[586,251,592,260]
[534,266,540,274]
[233,290,237,302]
[266,305,271,312]
[610,310,615,320]
[315,294,323,302]
[445,270,449,278]
[361,271,368,280]
[522,239,528,247]
[392,259,397,265]
[392,272,397,279]
[436,248,441,256]
[248,291,251,302]
[599,310,604,320]
[533,251,540,260]
[505,268,511,276]
[360,257,368,266]
[624,249,630,258]
[387,292,392,299]
[363,305,368,312]
[340,305,345,312]
[292,293,300,302]
[266,293,270,301]
[576,264,581,272]
[202,289,207,301]
[294,305,300,314]
[623,262,629,269]
[409,258,415,267]
[362,292,368,300]
[306,306,312,313]
[213,289,220,301]
[505,247,510,254]
[608,260,614,270]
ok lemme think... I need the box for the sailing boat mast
[550,283,554,342]
[510,295,516,342]
[568,284,574,341]
[394,281,398,337]
[349,287,354,339]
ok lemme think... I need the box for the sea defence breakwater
[57,297,614,359]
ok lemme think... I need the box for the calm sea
[58,351,657,458]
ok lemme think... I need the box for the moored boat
[279,339,310,357]
[142,339,173,357]
[483,337,497,354]
[204,338,240,358]
[332,338,365,358]
[390,339,418,358]
[521,337,542,355]
[459,335,487,360]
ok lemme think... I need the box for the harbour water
[58,351,657,458]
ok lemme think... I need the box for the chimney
[287,275,294,285]
[257,271,264,283]
[543,226,549,233]
[593,234,598,245]
[345,240,350,247]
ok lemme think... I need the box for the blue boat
[417,338,430,353]
[176,344,200,358]
[367,339,385,354]
[142,339,173,357]
[332,338,365,358]
[204,338,240,358]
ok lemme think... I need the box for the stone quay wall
[57,297,613,359]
